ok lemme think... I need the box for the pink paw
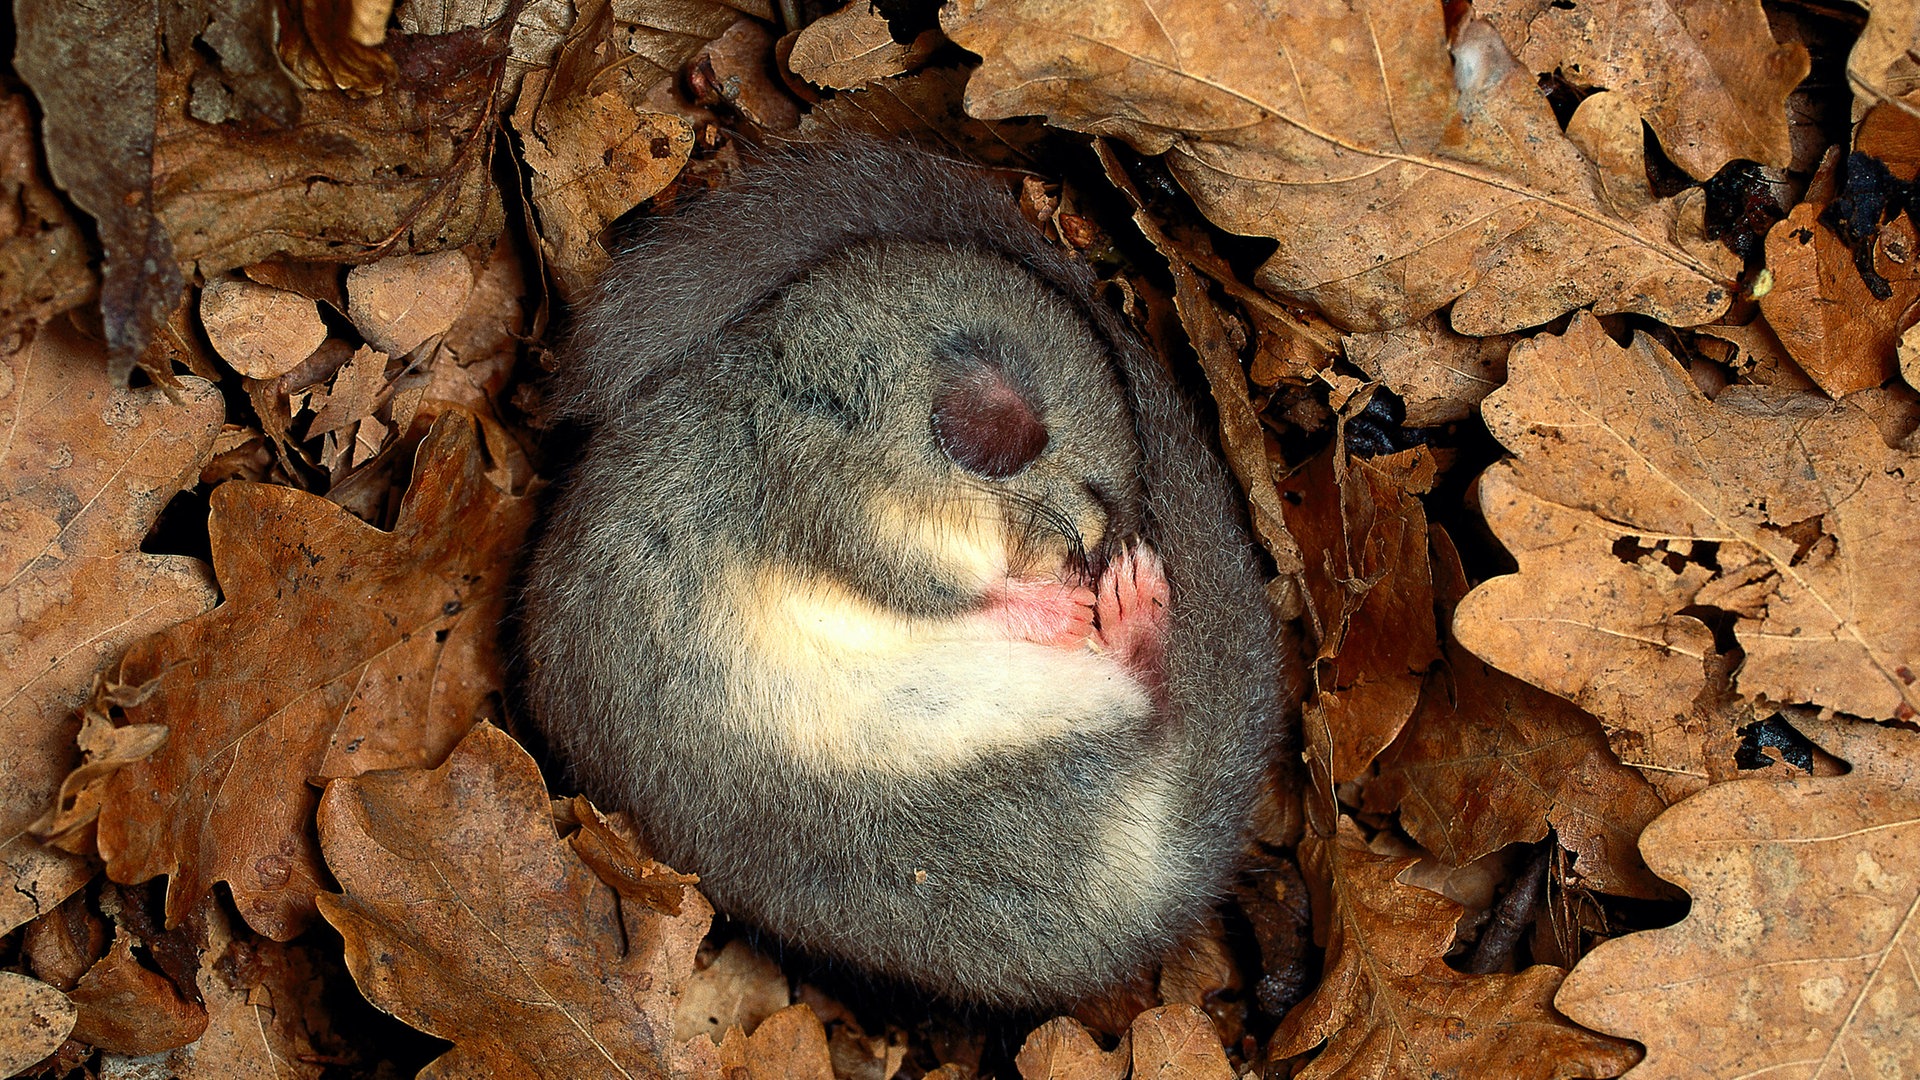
[982,576,1097,648]
[1093,542,1170,689]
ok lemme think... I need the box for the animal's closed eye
[931,354,1048,479]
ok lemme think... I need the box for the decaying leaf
[1281,447,1441,784]
[0,324,221,936]
[1128,1006,1233,1080]
[1456,314,1920,764]
[788,2,941,90]
[0,971,77,1076]
[318,722,715,1078]
[675,940,792,1044]
[796,62,1044,169]
[58,413,534,940]
[1556,717,1920,1077]
[943,0,1742,334]
[17,0,508,367]
[1370,532,1669,898]
[1270,820,1639,1078]
[1494,0,1808,179]
[345,250,477,357]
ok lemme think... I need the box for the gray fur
[521,141,1295,1008]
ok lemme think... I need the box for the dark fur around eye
[931,357,1049,478]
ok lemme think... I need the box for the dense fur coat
[521,141,1293,1008]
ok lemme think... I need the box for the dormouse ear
[931,355,1048,479]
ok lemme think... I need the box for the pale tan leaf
[788,3,940,90]
[0,971,75,1075]
[942,0,1741,334]
[1556,718,1920,1078]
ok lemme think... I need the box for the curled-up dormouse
[521,140,1298,1009]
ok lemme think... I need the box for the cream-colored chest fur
[714,565,1152,775]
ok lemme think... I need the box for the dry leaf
[59,413,533,940]
[16,0,506,367]
[796,62,1044,169]
[278,0,400,93]
[68,931,209,1054]
[109,899,334,1079]
[1761,109,1920,398]
[788,2,941,90]
[1270,820,1639,1078]
[0,324,221,935]
[1847,0,1920,120]
[1015,1017,1129,1080]
[317,722,715,1078]
[1456,314,1920,760]
[942,0,1741,334]
[1370,530,1669,898]
[1556,717,1920,1077]
[1128,1005,1232,1080]
[1280,447,1441,784]
[0,971,76,1076]
[199,275,329,380]
[0,87,93,335]
[1343,316,1512,427]
[675,940,792,1044]
[1498,0,1808,179]
[512,0,698,299]
[344,251,477,357]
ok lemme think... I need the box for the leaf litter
[0,0,1916,1077]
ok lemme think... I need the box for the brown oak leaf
[0,971,76,1075]
[1280,446,1441,785]
[1492,0,1808,179]
[0,323,221,935]
[67,412,534,939]
[317,722,719,1079]
[1370,531,1669,898]
[1015,1016,1129,1080]
[1269,820,1639,1078]
[1455,314,1920,772]
[787,2,941,91]
[942,0,1741,334]
[1556,717,1920,1077]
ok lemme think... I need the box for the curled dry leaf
[1280,447,1441,784]
[0,324,221,935]
[787,2,942,90]
[1556,718,1920,1077]
[1343,316,1513,427]
[317,722,715,1079]
[1270,819,1639,1079]
[199,275,329,380]
[68,930,209,1054]
[0,971,76,1076]
[55,413,534,940]
[511,0,698,299]
[1455,314,1920,768]
[942,0,1741,334]
[1370,531,1669,898]
[1846,0,1920,120]
[1494,0,1808,179]
[0,87,93,335]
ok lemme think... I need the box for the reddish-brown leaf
[77,412,533,939]
[0,324,221,935]
[317,722,718,1079]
